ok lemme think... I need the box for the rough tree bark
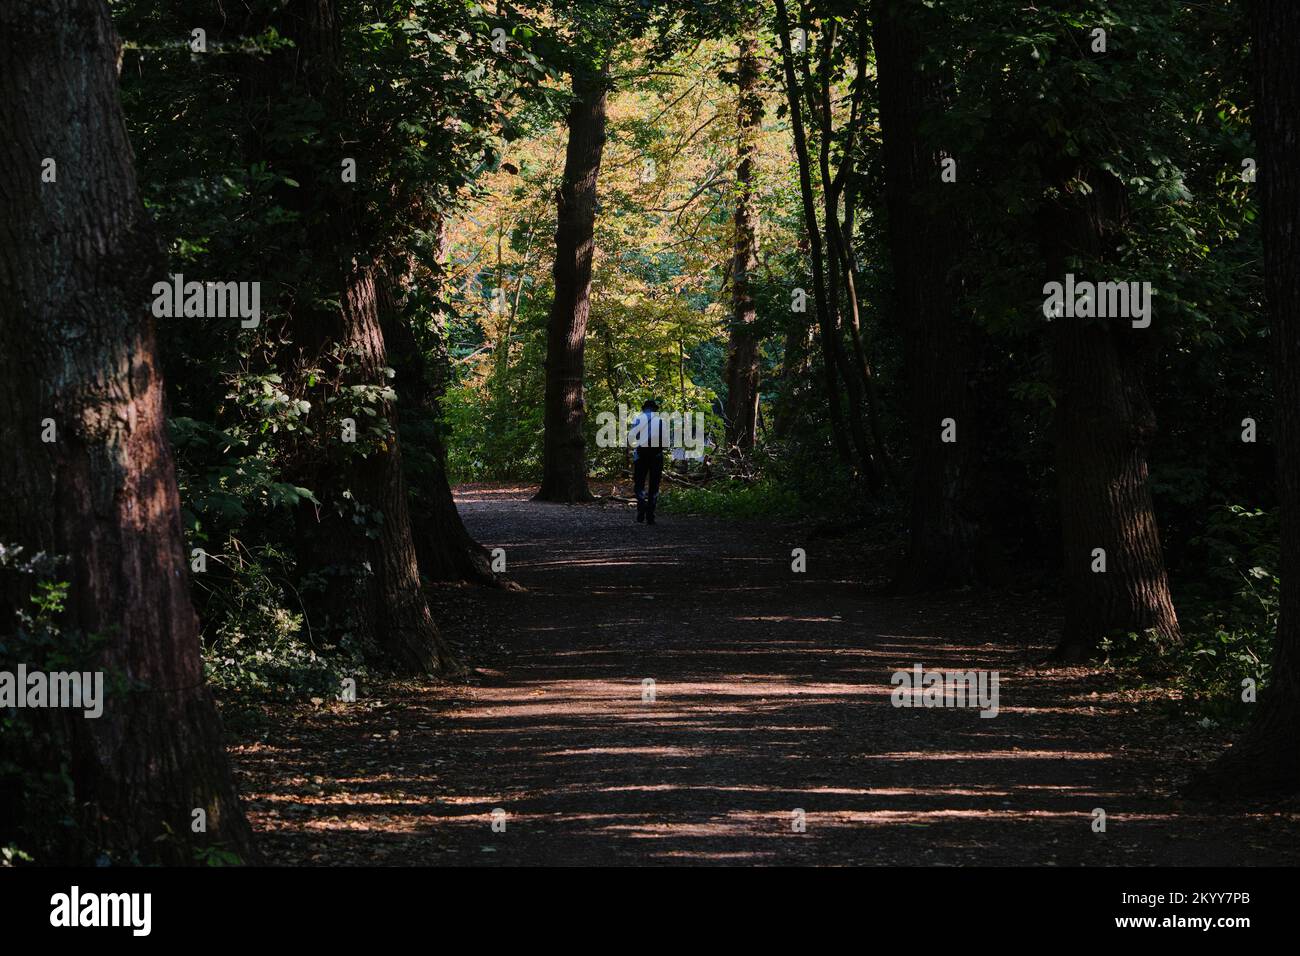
[536,65,609,503]
[263,0,457,673]
[1039,166,1180,661]
[722,32,764,452]
[375,265,499,586]
[873,0,977,590]
[1189,0,1300,796]
[0,0,254,862]
[334,266,460,672]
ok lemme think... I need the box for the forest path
[234,483,1300,865]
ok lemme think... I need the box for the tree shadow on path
[232,483,1300,865]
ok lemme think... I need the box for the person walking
[629,399,667,524]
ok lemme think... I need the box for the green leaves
[266,483,320,509]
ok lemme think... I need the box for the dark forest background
[2,0,1298,865]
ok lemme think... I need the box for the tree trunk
[1039,167,1180,660]
[840,177,899,488]
[873,0,978,590]
[810,19,883,489]
[773,0,852,470]
[536,66,608,503]
[0,0,254,863]
[268,0,457,673]
[1189,0,1300,795]
[772,241,815,438]
[723,33,763,453]
[337,266,461,672]
[375,266,499,586]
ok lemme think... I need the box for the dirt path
[233,484,1300,865]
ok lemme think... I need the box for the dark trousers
[634,450,663,515]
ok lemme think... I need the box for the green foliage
[658,440,868,519]
[1,845,33,867]
[109,0,549,694]
[442,382,545,480]
[1105,505,1278,721]
[193,844,245,867]
[105,0,1281,735]
[658,477,808,520]
[196,541,369,704]
[0,547,94,864]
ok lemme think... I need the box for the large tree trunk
[285,270,459,672]
[375,266,499,586]
[1039,167,1180,660]
[873,0,977,590]
[266,0,457,673]
[411,447,497,585]
[1189,0,1300,796]
[0,0,254,863]
[722,33,764,453]
[536,66,608,503]
[338,266,461,672]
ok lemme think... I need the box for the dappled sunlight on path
[232,484,1300,865]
